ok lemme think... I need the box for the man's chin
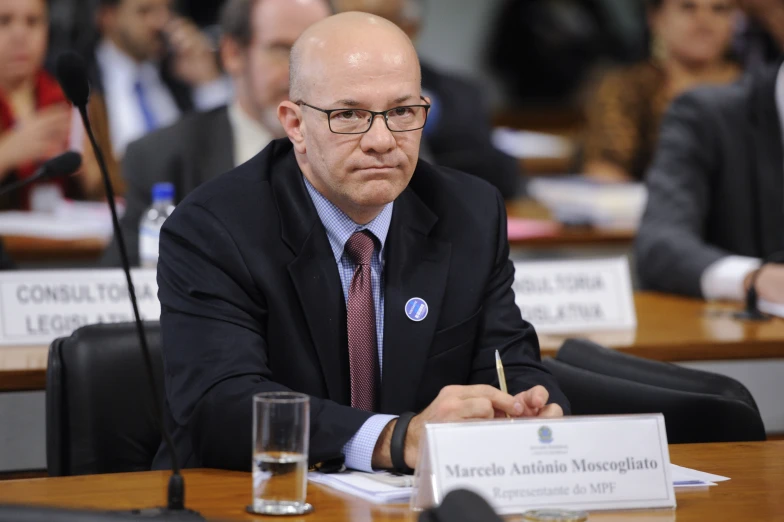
[355,181,406,207]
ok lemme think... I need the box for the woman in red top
[0,0,104,209]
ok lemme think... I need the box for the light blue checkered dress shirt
[303,176,398,472]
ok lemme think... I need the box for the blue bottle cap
[152,182,175,202]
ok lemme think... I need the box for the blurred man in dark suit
[101,0,330,266]
[90,0,232,159]
[153,12,567,472]
[636,59,784,303]
[333,0,524,199]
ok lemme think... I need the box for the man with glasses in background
[101,0,330,266]
[153,11,568,473]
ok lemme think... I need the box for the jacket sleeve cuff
[700,255,761,301]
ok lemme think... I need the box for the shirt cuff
[342,414,398,472]
[700,255,761,301]
[192,76,233,111]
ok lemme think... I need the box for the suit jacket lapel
[273,150,349,405]
[380,187,451,414]
[749,63,784,256]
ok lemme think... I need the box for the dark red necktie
[344,231,378,411]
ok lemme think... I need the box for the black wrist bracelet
[391,412,416,474]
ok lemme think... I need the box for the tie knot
[345,231,375,266]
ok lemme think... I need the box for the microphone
[54,51,202,520]
[0,151,82,198]
[55,51,90,108]
[734,251,784,322]
[418,489,504,522]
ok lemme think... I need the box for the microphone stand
[734,268,767,321]
[75,105,201,520]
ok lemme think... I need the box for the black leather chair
[46,322,163,476]
[543,339,766,443]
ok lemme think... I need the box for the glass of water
[250,392,311,516]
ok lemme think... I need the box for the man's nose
[360,114,396,153]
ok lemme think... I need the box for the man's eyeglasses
[297,99,431,134]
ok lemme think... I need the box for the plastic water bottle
[139,182,175,268]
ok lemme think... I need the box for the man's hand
[371,384,563,470]
[747,265,784,304]
[165,17,221,86]
[513,385,564,418]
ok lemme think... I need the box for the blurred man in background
[332,0,524,199]
[101,0,331,266]
[90,0,232,159]
[636,57,784,303]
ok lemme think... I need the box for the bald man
[154,12,569,473]
[333,0,525,199]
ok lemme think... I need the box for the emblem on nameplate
[538,425,553,444]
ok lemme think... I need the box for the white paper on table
[670,463,730,488]
[491,128,574,159]
[527,176,647,230]
[308,471,413,504]
[310,464,730,503]
[759,299,784,318]
[0,200,124,241]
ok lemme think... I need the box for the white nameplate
[0,269,159,346]
[513,256,636,334]
[412,414,675,514]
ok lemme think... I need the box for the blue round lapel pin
[405,297,428,322]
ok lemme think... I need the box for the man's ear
[220,37,244,78]
[278,101,307,153]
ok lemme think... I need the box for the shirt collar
[302,175,393,264]
[227,100,274,165]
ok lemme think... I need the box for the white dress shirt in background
[96,39,232,159]
[227,102,274,167]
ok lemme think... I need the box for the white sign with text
[413,415,675,514]
[0,269,159,345]
[513,257,636,334]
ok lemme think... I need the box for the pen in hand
[495,349,511,419]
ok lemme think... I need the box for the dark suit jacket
[421,62,524,199]
[635,61,784,297]
[152,138,569,471]
[101,106,233,266]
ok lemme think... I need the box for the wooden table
[0,441,781,521]
[3,293,784,393]
[0,344,48,392]
[519,156,573,176]
[538,292,784,362]
[3,236,107,263]
[505,199,635,249]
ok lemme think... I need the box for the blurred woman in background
[583,0,740,182]
[0,0,108,210]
